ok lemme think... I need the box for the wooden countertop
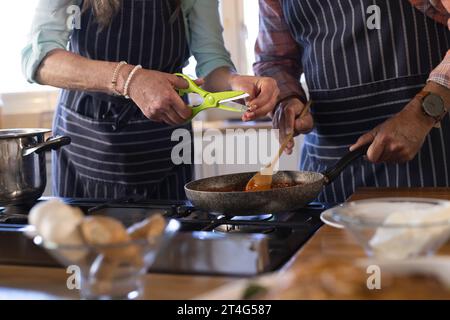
[1,188,449,300]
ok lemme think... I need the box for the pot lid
[0,128,51,139]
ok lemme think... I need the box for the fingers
[164,107,187,125]
[352,130,417,164]
[350,131,376,152]
[170,74,190,89]
[294,109,314,134]
[284,138,295,155]
[352,128,413,164]
[169,92,193,122]
[281,104,296,154]
[143,94,192,126]
[245,95,278,121]
[194,78,205,86]
[245,79,279,121]
[366,136,385,163]
[247,79,278,109]
[229,76,279,121]
[271,98,314,154]
[351,129,384,163]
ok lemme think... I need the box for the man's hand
[228,74,280,121]
[273,98,314,155]
[350,98,436,163]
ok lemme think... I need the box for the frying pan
[185,145,369,215]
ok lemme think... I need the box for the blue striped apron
[282,0,450,203]
[52,0,193,200]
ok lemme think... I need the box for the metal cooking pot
[0,129,71,206]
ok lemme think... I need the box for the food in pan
[203,181,302,193]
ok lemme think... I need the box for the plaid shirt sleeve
[253,0,306,102]
[409,0,450,88]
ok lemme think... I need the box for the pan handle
[23,136,71,157]
[321,144,370,185]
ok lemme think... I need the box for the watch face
[423,94,445,118]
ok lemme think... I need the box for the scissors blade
[219,93,250,103]
[219,101,249,112]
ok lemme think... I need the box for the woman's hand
[228,74,280,121]
[273,98,314,155]
[127,68,199,125]
[350,98,436,163]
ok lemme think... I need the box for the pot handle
[23,136,71,157]
[321,144,370,185]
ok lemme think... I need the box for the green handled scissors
[175,73,249,121]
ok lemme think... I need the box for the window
[220,0,259,75]
[0,1,260,92]
[0,1,56,93]
[242,0,260,75]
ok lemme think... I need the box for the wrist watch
[416,91,448,128]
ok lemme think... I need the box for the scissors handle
[175,73,209,98]
[175,73,218,120]
[174,73,248,122]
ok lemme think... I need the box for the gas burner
[179,209,215,221]
[230,214,273,221]
[212,214,275,234]
[213,223,275,234]
[0,205,30,224]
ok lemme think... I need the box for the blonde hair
[83,0,122,28]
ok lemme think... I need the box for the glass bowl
[331,198,450,260]
[31,219,180,300]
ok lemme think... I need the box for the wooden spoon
[245,132,294,192]
[245,100,311,192]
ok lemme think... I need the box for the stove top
[0,198,331,276]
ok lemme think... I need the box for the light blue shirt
[22,0,235,82]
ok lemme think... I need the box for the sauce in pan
[203,182,302,193]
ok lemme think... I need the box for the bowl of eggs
[27,199,180,300]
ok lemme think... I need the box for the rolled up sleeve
[427,1,450,89]
[186,0,235,78]
[21,0,78,83]
[409,0,450,88]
